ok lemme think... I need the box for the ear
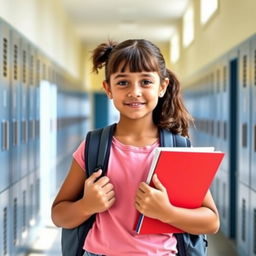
[103,80,112,99]
[159,78,169,98]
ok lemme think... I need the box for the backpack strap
[160,128,191,147]
[85,123,116,177]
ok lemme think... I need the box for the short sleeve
[73,141,86,170]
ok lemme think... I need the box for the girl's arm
[51,159,115,229]
[135,174,219,235]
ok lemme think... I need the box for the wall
[0,0,84,83]
[173,0,256,85]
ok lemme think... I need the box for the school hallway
[26,221,239,256]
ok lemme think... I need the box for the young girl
[51,39,220,256]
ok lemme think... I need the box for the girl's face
[103,68,168,122]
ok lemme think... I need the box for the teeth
[130,103,142,106]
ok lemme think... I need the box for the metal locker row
[183,34,256,255]
[0,18,41,256]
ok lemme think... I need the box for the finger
[97,176,110,187]
[102,183,114,193]
[86,169,102,185]
[152,174,166,192]
[106,190,115,200]
[138,182,151,193]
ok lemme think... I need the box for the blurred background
[0,0,255,255]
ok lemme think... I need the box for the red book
[135,147,224,234]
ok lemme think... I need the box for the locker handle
[1,120,9,150]
[22,120,28,144]
[13,120,18,146]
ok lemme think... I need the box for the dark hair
[91,39,193,137]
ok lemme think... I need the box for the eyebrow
[113,73,155,79]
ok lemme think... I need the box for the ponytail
[153,69,193,137]
[91,40,117,74]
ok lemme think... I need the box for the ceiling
[60,0,190,45]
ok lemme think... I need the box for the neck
[114,118,159,146]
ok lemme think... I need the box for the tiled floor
[26,223,239,256]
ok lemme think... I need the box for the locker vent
[3,38,8,77]
[223,183,226,218]
[23,190,26,232]
[13,198,17,245]
[30,55,34,85]
[223,66,227,92]
[14,44,18,80]
[254,209,256,254]
[242,198,246,241]
[243,55,247,88]
[23,50,27,83]
[242,123,247,148]
[3,207,7,255]
[223,121,227,140]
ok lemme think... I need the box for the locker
[0,190,11,256]
[250,189,256,256]
[238,40,251,186]
[20,39,29,179]
[10,29,22,183]
[219,57,229,171]
[27,172,36,233]
[237,182,250,256]
[0,19,11,193]
[28,45,36,175]
[218,169,230,237]
[20,176,29,251]
[250,35,256,191]
[9,183,22,256]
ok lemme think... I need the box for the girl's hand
[135,174,173,222]
[82,169,115,214]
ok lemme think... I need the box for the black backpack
[61,123,208,256]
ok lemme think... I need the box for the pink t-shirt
[73,137,177,256]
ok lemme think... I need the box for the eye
[141,80,153,87]
[117,80,128,86]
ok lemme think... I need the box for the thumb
[87,169,102,184]
[152,174,166,192]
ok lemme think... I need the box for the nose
[127,84,142,98]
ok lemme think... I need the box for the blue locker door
[9,29,23,256]
[250,35,256,191]
[94,92,109,129]
[0,19,11,256]
[237,182,250,256]
[27,45,37,239]
[20,40,29,179]
[250,189,256,256]
[238,40,251,186]
[0,190,10,256]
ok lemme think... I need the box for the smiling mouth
[124,102,145,107]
